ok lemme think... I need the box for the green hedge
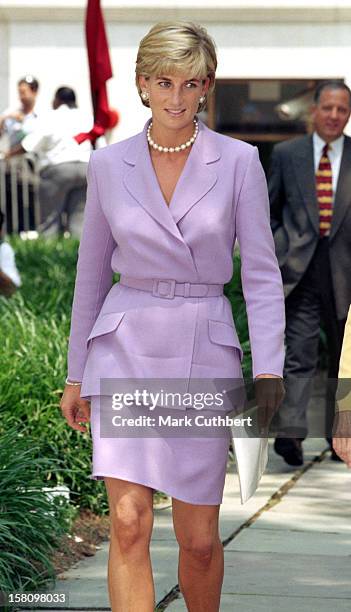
[0,236,251,515]
[0,426,75,602]
[0,237,108,514]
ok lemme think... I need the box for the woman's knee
[105,479,154,553]
[110,500,153,552]
[178,534,220,568]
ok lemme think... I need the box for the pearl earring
[199,95,206,104]
[141,91,149,101]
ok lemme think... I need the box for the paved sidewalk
[167,442,351,611]
[46,436,351,612]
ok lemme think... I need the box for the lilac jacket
[67,119,285,501]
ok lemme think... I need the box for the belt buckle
[152,279,176,299]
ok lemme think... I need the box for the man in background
[268,80,351,465]
[7,86,92,235]
[0,76,40,233]
[0,75,40,149]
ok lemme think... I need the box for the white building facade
[1,0,351,142]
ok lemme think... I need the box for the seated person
[6,87,92,235]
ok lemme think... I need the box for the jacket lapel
[123,120,182,242]
[329,135,351,241]
[170,121,219,225]
[292,135,319,235]
[122,119,219,241]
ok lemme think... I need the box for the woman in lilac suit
[60,22,285,612]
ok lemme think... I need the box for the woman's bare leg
[172,498,223,611]
[104,477,155,612]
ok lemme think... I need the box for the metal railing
[0,153,41,234]
[0,153,86,238]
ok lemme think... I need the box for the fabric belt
[119,275,224,299]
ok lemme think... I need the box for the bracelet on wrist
[65,376,82,386]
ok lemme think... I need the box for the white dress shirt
[313,131,344,203]
[0,241,22,287]
[21,104,92,170]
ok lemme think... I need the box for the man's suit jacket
[67,118,285,503]
[268,134,351,320]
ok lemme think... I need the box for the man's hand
[7,110,24,122]
[332,410,351,467]
[0,110,24,126]
[4,143,25,160]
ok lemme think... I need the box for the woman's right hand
[60,384,91,433]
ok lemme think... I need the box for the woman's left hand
[254,374,285,435]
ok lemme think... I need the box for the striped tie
[316,143,333,237]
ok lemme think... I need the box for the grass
[0,426,74,598]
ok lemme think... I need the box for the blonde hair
[135,21,217,112]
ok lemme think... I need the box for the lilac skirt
[89,394,232,505]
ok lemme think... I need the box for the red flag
[75,0,119,145]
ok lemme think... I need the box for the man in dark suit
[268,80,351,465]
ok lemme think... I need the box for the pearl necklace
[147,118,198,153]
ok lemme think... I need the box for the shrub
[0,426,75,598]
[0,236,109,514]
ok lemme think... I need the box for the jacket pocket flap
[208,319,243,361]
[87,311,125,347]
